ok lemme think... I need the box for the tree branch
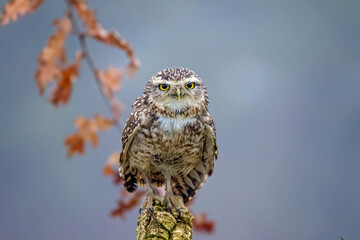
[65,1,122,132]
[137,200,194,240]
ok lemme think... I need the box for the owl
[119,67,218,214]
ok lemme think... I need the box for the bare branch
[65,0,122,132]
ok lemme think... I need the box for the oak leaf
[192,213,216,233]
[0,0,44,26]
[96,67,123,98]
[111,190,146,219]
[51,51,84,106]
[65,114,114,157]
[107,152,120,165]
[69,0,140,79]
[64,133,85,157]
[95,67,125,120]
[93,114,114,130]
[103,152,122,184]
[110,98,125,120]
[35,15,72,95]
[103,165,115,176]
[68,0,98,31]
[89,29,140,78]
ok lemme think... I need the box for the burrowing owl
[119,67,218,213]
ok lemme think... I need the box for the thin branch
[65,0,122,132]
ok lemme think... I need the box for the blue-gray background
[1,0,360,239]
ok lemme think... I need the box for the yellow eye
[186,82,195,89]
[159,84,169,91]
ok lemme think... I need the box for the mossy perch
[137,198,194,240]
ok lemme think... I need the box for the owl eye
[159,84,169,91]
[185,82,195,89]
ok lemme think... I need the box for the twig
[65,0,122,132]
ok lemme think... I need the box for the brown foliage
[111,189,146,219]
[51,51,84,105]
[69,0,140,78]
[64,114,114,157]
[35,15,73,96]
[193,213,216,234]
[68,0,98,31]
[89,30,140,78]
[96,67,124,120]
[0,0,44,26]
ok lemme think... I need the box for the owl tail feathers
[119,165,138,192]
[123,173,138,192]
[172,162,208,203]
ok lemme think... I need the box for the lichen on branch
[137,199,193,240]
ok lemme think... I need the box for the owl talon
[147,207,153,215]
[139,208,143,215]
[178,208,181,218]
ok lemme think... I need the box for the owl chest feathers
[157,116,196,132]
[130,114,204,176]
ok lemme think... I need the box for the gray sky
[1,0,360,239]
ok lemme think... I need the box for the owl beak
[177,88,181,101]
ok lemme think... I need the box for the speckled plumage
[119,67,218,208]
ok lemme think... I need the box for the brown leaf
[107,152,120,165]
[64,132,85,157]
[69,0,98,31]
[103,152,120,179]
[111,190,145,219]
[96,67,123,98]
[70,0,140,78]
[94,114,114,130]
[51,51,84,106]
[112,173,122,185]
[89,29,140,78]
[110,98,125,120]
[126,59,141,79]
[35,15,72,95]
[103,165,115,176]
[65,114,113,157]
[0,0,44,26]
[192,213,216,234]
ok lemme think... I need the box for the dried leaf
[111,190,145,219]
[112,173,122,185]
[51,51,84,106]
[65,114,113,157]
[103,165,115,176]
[96,67,123,98]
[110,98,125,120]
[70,0,140,78]
[89,29,140,78]
[103,152,121,184]
[94,114,114,130]
[64,133,85,157]
[192,213,216,234]
[107,152,120,165]
[126,59,141,79]
[35,15,72,95]
[69,0,98,31]
[0,0,44,26]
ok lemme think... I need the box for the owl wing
[173,115,218,203]
[119,112,140,192]
[203,116,218,176]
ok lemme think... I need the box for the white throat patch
[158,116,196,132]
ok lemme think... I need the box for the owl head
[144,67,209,113]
